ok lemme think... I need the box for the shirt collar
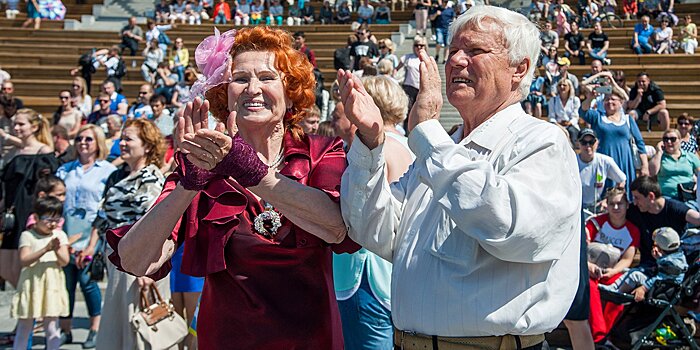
[453,103,523,151]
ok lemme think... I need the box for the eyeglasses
[579,139,596,146]
[662,136,678,143]
[678,121,691,126]
[75,136,95,143]
[414,44,426,48]
[138,91,149,95]
[379,46,386,49]
[59,96,71,100]
[1,87,11,91]
[39,216,62,224]
[99,99,110,103]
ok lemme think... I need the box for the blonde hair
[73,124,109,160]
[377,59,394,76]
[605,187,628,204]
[413,35,427,46]
[72,77,88,99]
[379,38,395,53]
[16,108,53,149]
[361,75,408,126]
[664,128,682,139]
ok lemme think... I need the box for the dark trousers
[120,37,139,56]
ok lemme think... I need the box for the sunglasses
[414,44,426,48]
[662,136,678,143]
[579,139,596,146]
[138,91,149,95]
[75,136,95,143]
[99,99,110,103]
[379,45,386,49]
[59,96,71,100]
[678,121,691,126]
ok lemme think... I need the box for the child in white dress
[11,197,69,350]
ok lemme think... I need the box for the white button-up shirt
[341,104,581,337]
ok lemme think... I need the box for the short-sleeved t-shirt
[349,41,379,71]
[628,82,665,115]
[586,214,641,252]
[658,151,700,199]
[540,30,559,49]
[634,23,655,44]
[564,32,585,51]
[18,229,68,264]
[400,53,421,89]
[627,198,690,267]
[578,153,627,206]
[588,32,608,49]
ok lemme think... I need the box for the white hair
[448,6,540,99]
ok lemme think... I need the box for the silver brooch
[253,202,282,238]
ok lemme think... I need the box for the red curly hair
[205,27,316,140]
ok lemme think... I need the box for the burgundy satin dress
[108,133,360,349]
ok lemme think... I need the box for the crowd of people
[0,0,700,349]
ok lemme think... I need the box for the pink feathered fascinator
[189,28,237,101]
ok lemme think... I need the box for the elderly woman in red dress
[106,26,359,349]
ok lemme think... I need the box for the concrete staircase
[66,0,154,31]
[393,28,462,131]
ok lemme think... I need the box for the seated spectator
[528,0,545,22]
[628,72,670,131]
[555,58,580,95]
[155,0,171,23]
[613,69,630,96]
[523,70,547,118]
[587,22,611,65]
[120,17,144,57]
[653,18,674,54]
[104,115,122,163]
[169,38,189,82]
[214,0,231,24]
[540,21,559,57]
[564,21,586,65]
[335,1,351,24]
[301,3,315,24]
[542,45,560,68]
[5,0,21,18]
[319,0,333,24]
[267,0,284,25]
[88,93,116,124]
[51,125,76,165]
[622,0,636,19]
[656,0,677,26]
[627,176,700,269]
[287,2,302,25]
[679,15,698,55]
[601,227,687,302]
[149,95,173,137]
[578,129,626,213]
[145,19,173,55]
[583,0,599,27]
[235,0,251,25]
[249,0,264,24]
[184,2,202,24]
[170,0,188,23]
[677,113,698,154]
[92,80,128,116]
[632,15,655,54]
[172,68,198,109]
[94,46,126,93]
[357,0,373,24]
[71,77,92,119]
[127,84,154,119]
[549,79,581,146]
[153,63,178,103]
[53,90,83,139]
[586,187,640,343]
[649,128,700,200]
[0,80,25,120]
[141,39,164,83]
[374,0,390,23]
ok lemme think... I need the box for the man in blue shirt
[127,83,154,119]
[632,15,654,54]
[92,80,128,116]
[429,0,455,63]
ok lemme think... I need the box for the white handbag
[130,285,188,350]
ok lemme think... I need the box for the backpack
[113,58,127,78]
[78,50,97,74]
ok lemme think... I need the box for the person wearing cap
[554,57,580,95]
[577,128,626,214]
[600,227,687,302]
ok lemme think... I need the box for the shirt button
[299,238,307,246]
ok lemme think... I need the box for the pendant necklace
[253,147,284,238]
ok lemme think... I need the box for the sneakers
[603,58,612,65]
[83,329,97,349]
[59,331,73,345]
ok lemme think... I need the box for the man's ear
[512,58,531,85]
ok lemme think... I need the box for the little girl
[26,174,67,230]
[11,197,69,350]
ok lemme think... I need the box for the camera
[594,85,613,94]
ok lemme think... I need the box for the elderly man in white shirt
[337,6,581,350]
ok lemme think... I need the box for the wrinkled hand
[137,276,155,288]
[336,69,384,149]
[407,49,442,132]
[176,97,237,170]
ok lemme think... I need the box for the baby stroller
[601,228,700,349]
